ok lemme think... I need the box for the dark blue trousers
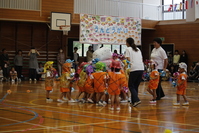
[128,70,143,104]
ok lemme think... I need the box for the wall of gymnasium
[0,0,80,23]
[0,21,79,77]
[0,0,80,77]
[1,0,199,72]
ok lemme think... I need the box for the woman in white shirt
[151,38,168,100]
[125,38,144,107]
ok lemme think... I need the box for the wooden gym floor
[0,80,199,133]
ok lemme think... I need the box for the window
[162,0,186,20]
[103,44,112,50]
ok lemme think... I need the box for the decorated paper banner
[80,14,141,45]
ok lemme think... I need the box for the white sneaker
[109,107,114,110]
[87,98,94,103]
[68,99,76,103]
[182,102,189,106]
[102,101,107,105]
[108,99,111,103]
[57,99,65,103]
[120,100,128,103]
[46,98,53,102]
[34,78,37,81]
[98,101,104,106]
[173,103,180,106]
[128,98,131,103]
[29,78,32,81]
[80,98,85,103]
[18,78,21,82]
[116,107,120,111]
[149,100,156,104]
[11,79,14,82]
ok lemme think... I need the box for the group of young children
[44,52,190,110]
[0,66,19,83]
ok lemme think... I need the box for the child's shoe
[87,98,94,103]
[173,103,180,106]
[102,101,107,105]
[120,100,128,103]
[109,107,114,110]
[46,98,53,102]
[149,99,156,104]
[182,102,189,106]
[57,99,65,103]
[97,101,104,106]
[116,107,120,111]
[68,99,76,103]
[80,98,85,103]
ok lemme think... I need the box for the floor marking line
[5,99,199,128]
[0,116,77,133]
[0,94,39,128]
[0,119,122,133]
[0,108,139,133]
[3,102,199,133]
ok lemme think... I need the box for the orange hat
[62,62,72,73]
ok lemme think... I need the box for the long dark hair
[126,38,138,52]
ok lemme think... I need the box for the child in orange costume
[84,65,95,103]
[90,62,107,106]
[44,61,56,102]
[76,64,88,102]
[107,60,127,110]
[146,60,160,103]
[57,61,76,103]
[173,62,189,106]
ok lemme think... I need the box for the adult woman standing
[14,50,23,81]
[86,46,94,62]
[151,38,168,100]
[125,38,144,107]
[28,47,40,81]
[57,48,65,77]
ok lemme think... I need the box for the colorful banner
[79,14,142,45]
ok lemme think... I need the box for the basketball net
[59,25,70,35]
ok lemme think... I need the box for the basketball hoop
[59,25,70,35]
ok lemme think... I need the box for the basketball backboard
[50,12,71,31]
